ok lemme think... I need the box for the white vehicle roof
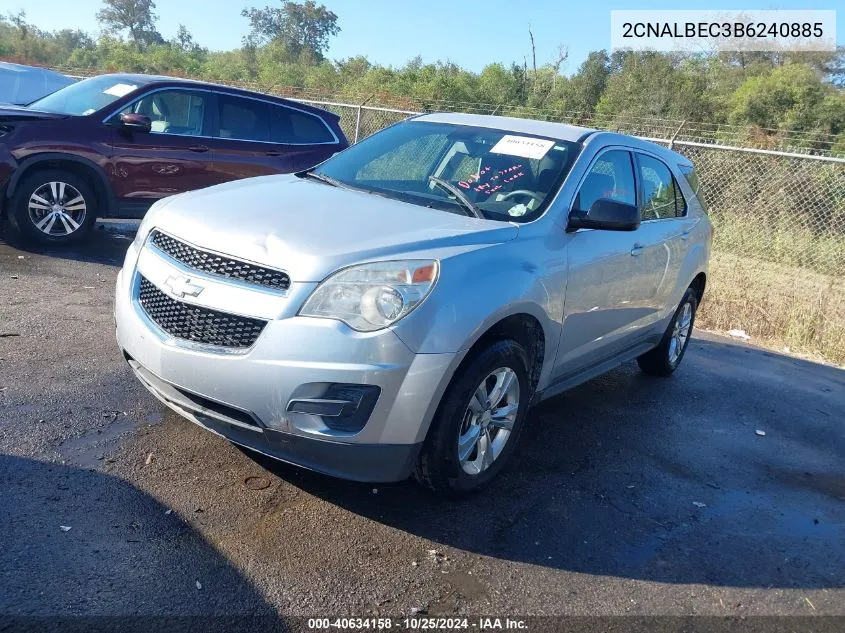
[415,112,596,143]
[0,62,75,105]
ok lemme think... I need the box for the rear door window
[216,94,271,142]
[637,154,686,220]
[271,106,335,144]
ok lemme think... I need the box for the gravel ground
[1,227,844,620]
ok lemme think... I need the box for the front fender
[392,243,562,388]
[6,152,116,215]
[390,241,564,444]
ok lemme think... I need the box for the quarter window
[637,154,686,220]
[679,164,707,213]
[574,150,636,212]
[271,107,335,144]
[217,95,270,142]
[120,89,208,136]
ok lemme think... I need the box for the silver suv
[115,113,711,494]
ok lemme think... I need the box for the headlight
[132,195,180,249]
[300,260,439,332]
[132,205,159,249]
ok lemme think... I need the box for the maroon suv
[0,73,348,243]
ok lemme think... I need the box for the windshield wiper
[428,176,484,219]
[299,170,347,189]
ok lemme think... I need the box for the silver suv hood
[149,174,518,282]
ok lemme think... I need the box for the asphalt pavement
[1,227,844,620]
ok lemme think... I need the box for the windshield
[28,76,146,116]
[312,121,580,223]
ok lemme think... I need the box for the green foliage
[96,0,162,48]
[729,63,845,136]
[241,0,339,62]
[596,52,712,120]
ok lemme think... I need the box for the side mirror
[567,198,640,232]
[119,112,151,133]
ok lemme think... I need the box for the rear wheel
[414,340,531,495]
[637,287,697,376]
[8,170,97,244]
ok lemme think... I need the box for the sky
[7,0,844,73]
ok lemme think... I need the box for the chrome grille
[138,276,266,349]
[150,230,290,291]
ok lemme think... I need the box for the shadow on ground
[248,337,845,589]
[0,221,134,268]
[0,454,275,618]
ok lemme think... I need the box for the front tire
[8,170,97,245]
[637,287,697,376]
[414,340,531,495]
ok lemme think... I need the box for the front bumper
[114,243,458,482]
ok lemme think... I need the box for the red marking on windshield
[459,163,526,193]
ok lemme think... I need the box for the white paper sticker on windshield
[103,83,137,98]
[490,135,555,160]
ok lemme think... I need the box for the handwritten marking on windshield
[458,163,527,193]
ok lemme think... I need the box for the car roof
[87,73,338,120]
[0,62,72,80]
[584,130,693,168]
[413,112,691,166]
[414,112,596,143]
[91,73,183,85]
[90,73,278,95]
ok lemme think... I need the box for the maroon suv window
[217,95,270,142]
[271,107,334,144]
[121,89,209,136]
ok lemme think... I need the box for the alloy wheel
[668,301,693,365]
[27,181,87,237]
[457,367,520,475]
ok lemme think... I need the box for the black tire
[637,287,698,377]
[7,169,97,245]
[413,339,532,495]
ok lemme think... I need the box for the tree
[240,0,339,62]
[596,51,711,120]
[3,11,49,61]
[729,63,844,133]
[53,29,95,54]
[172,24,202,55]
[564,51,609,115]
[96,0,162,47]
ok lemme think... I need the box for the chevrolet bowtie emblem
[164,275,204,299]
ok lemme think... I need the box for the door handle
[265,150,281,157]
[630,243,645,256]
[188,145,210,153]
[680,230,691,241]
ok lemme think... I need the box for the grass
[698,251,845,366]
[710,214,845,277]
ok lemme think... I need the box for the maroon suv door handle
[188,144,210,153]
